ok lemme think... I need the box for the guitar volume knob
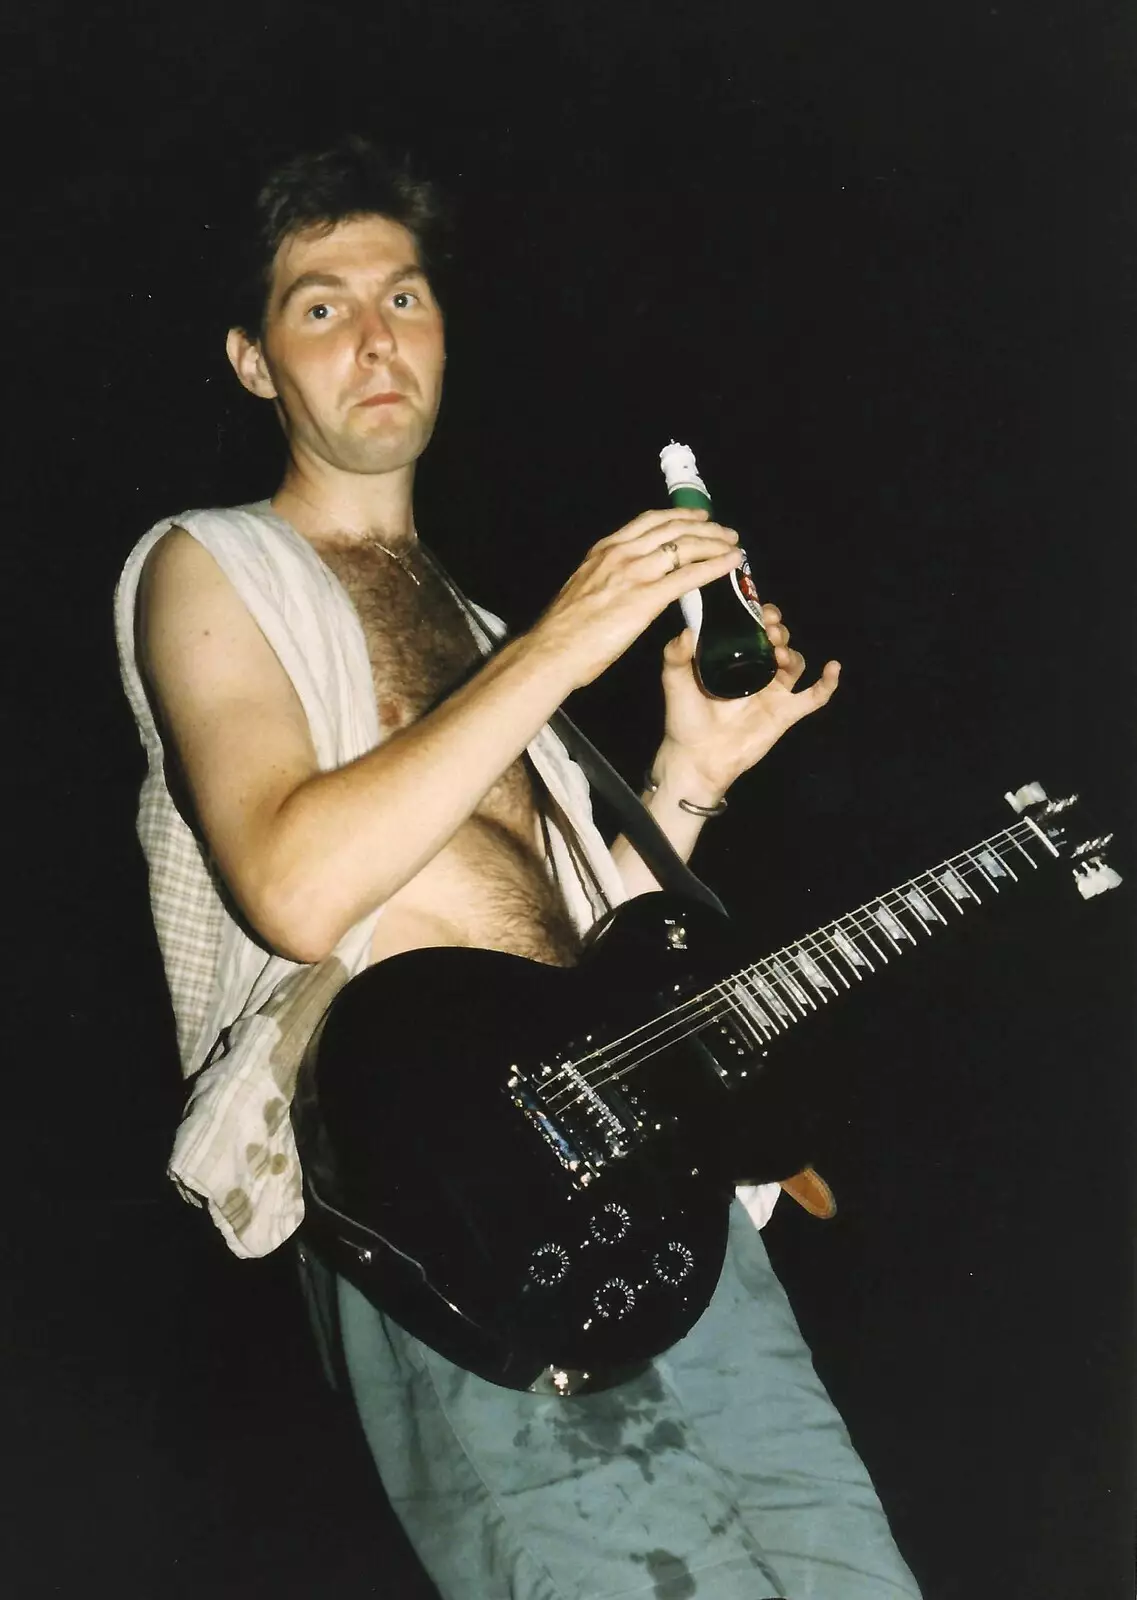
[593,1278,635,1319]
[528,1242,571,1287]
[652,1242,695,1285]
[588,1203,631,1244]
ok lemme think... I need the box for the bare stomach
[367,811,582,969]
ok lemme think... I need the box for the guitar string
[553,842,1029,1102]
[540,820,1048,1114]
[545,847,1022,1113]
[542,838,1017,1108]
[546,822,1037,1102]
[550,824,1048,1108]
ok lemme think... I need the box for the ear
[226,326,278,399]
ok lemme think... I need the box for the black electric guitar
[293,784,1119,1392]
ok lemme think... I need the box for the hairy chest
[318,544,534,823]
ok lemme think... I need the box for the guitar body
[294,893,814,1389]
[292,780,1119,1389]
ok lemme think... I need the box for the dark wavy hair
[231,135,452,339]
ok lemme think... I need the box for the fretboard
[713,814,1058,1045]
[546,791,1113,1117]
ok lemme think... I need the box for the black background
[6,2,1135,1596]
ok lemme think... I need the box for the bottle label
[731,552,765,621]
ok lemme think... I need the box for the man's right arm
[137,512,740,963]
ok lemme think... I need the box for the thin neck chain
[278,489,422,586]
[366,537,421,586]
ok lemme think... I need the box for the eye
[305,302,333,321]
[392,290,420,310]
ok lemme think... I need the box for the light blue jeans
[324,1202,923,1600]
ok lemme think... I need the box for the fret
[873,900,917,947]
[791,946,836,1001]
[848,915,891,963]
[742,979,782,1038]
[767,955,815,1012]
[925,880,966,918]
[1005,828,1042,870]
[965,847,1001,894]
[744,971,793,1027]
[901,882,943,931]
[829,923,874,974]
[721,991,769,1050]
[887,895,931,942]
[761,957,814,1015]
[726,978,780,1040]
[985,844,1017,883]
[908,876,953,928]
[802,932,852,989]
[1022,813,1061,858]
[977,844,1015,882]
[934,866,973,910]
[868,903,905,952]
[954,863,984,902]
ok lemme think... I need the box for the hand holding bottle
[658,442,778,698]
[653,442,840,798]
[655,603,841,804]
[527,506,745,691]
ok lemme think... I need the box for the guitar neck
[710,813,1064,1043]
[550,786,1116,1108]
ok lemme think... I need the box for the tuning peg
[1073,858,1123,899]
[1072,833,1114,857]
[1005,783,1048,813]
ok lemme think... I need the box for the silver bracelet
[644,771,728,817]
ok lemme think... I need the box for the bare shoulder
[139,521,217,589]
[138,523,244,652]
[138,524,294,704]
[136,522,317,853]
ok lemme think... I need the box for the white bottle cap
[659,441,709,498]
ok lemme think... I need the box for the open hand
[656,604,841,800]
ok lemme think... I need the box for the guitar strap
[545,710,728,919]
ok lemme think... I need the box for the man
[115,137,922,1599]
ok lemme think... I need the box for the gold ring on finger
[661,540,682,573]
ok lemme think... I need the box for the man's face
[248,213,446,477]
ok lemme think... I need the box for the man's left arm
[610,603,841,895]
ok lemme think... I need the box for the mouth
[357,392,406,408]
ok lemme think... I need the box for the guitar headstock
[1004,783,1122,900]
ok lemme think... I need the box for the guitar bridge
[506,1052,647,1187]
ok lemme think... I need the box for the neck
[272,450,418,553]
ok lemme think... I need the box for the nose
[358,306,396,362]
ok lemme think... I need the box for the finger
[759,602,789,649]
[765,619,791,650]
[599,507,710,548]
[662,628,696,667]
[786,660,842,716]
[773,644,806,688]
[656,545,744,602]
[625,518,740,558]
[636,532,741,585]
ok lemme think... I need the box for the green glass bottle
[659,441,777,698]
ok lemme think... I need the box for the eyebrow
[277,263,428,316]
